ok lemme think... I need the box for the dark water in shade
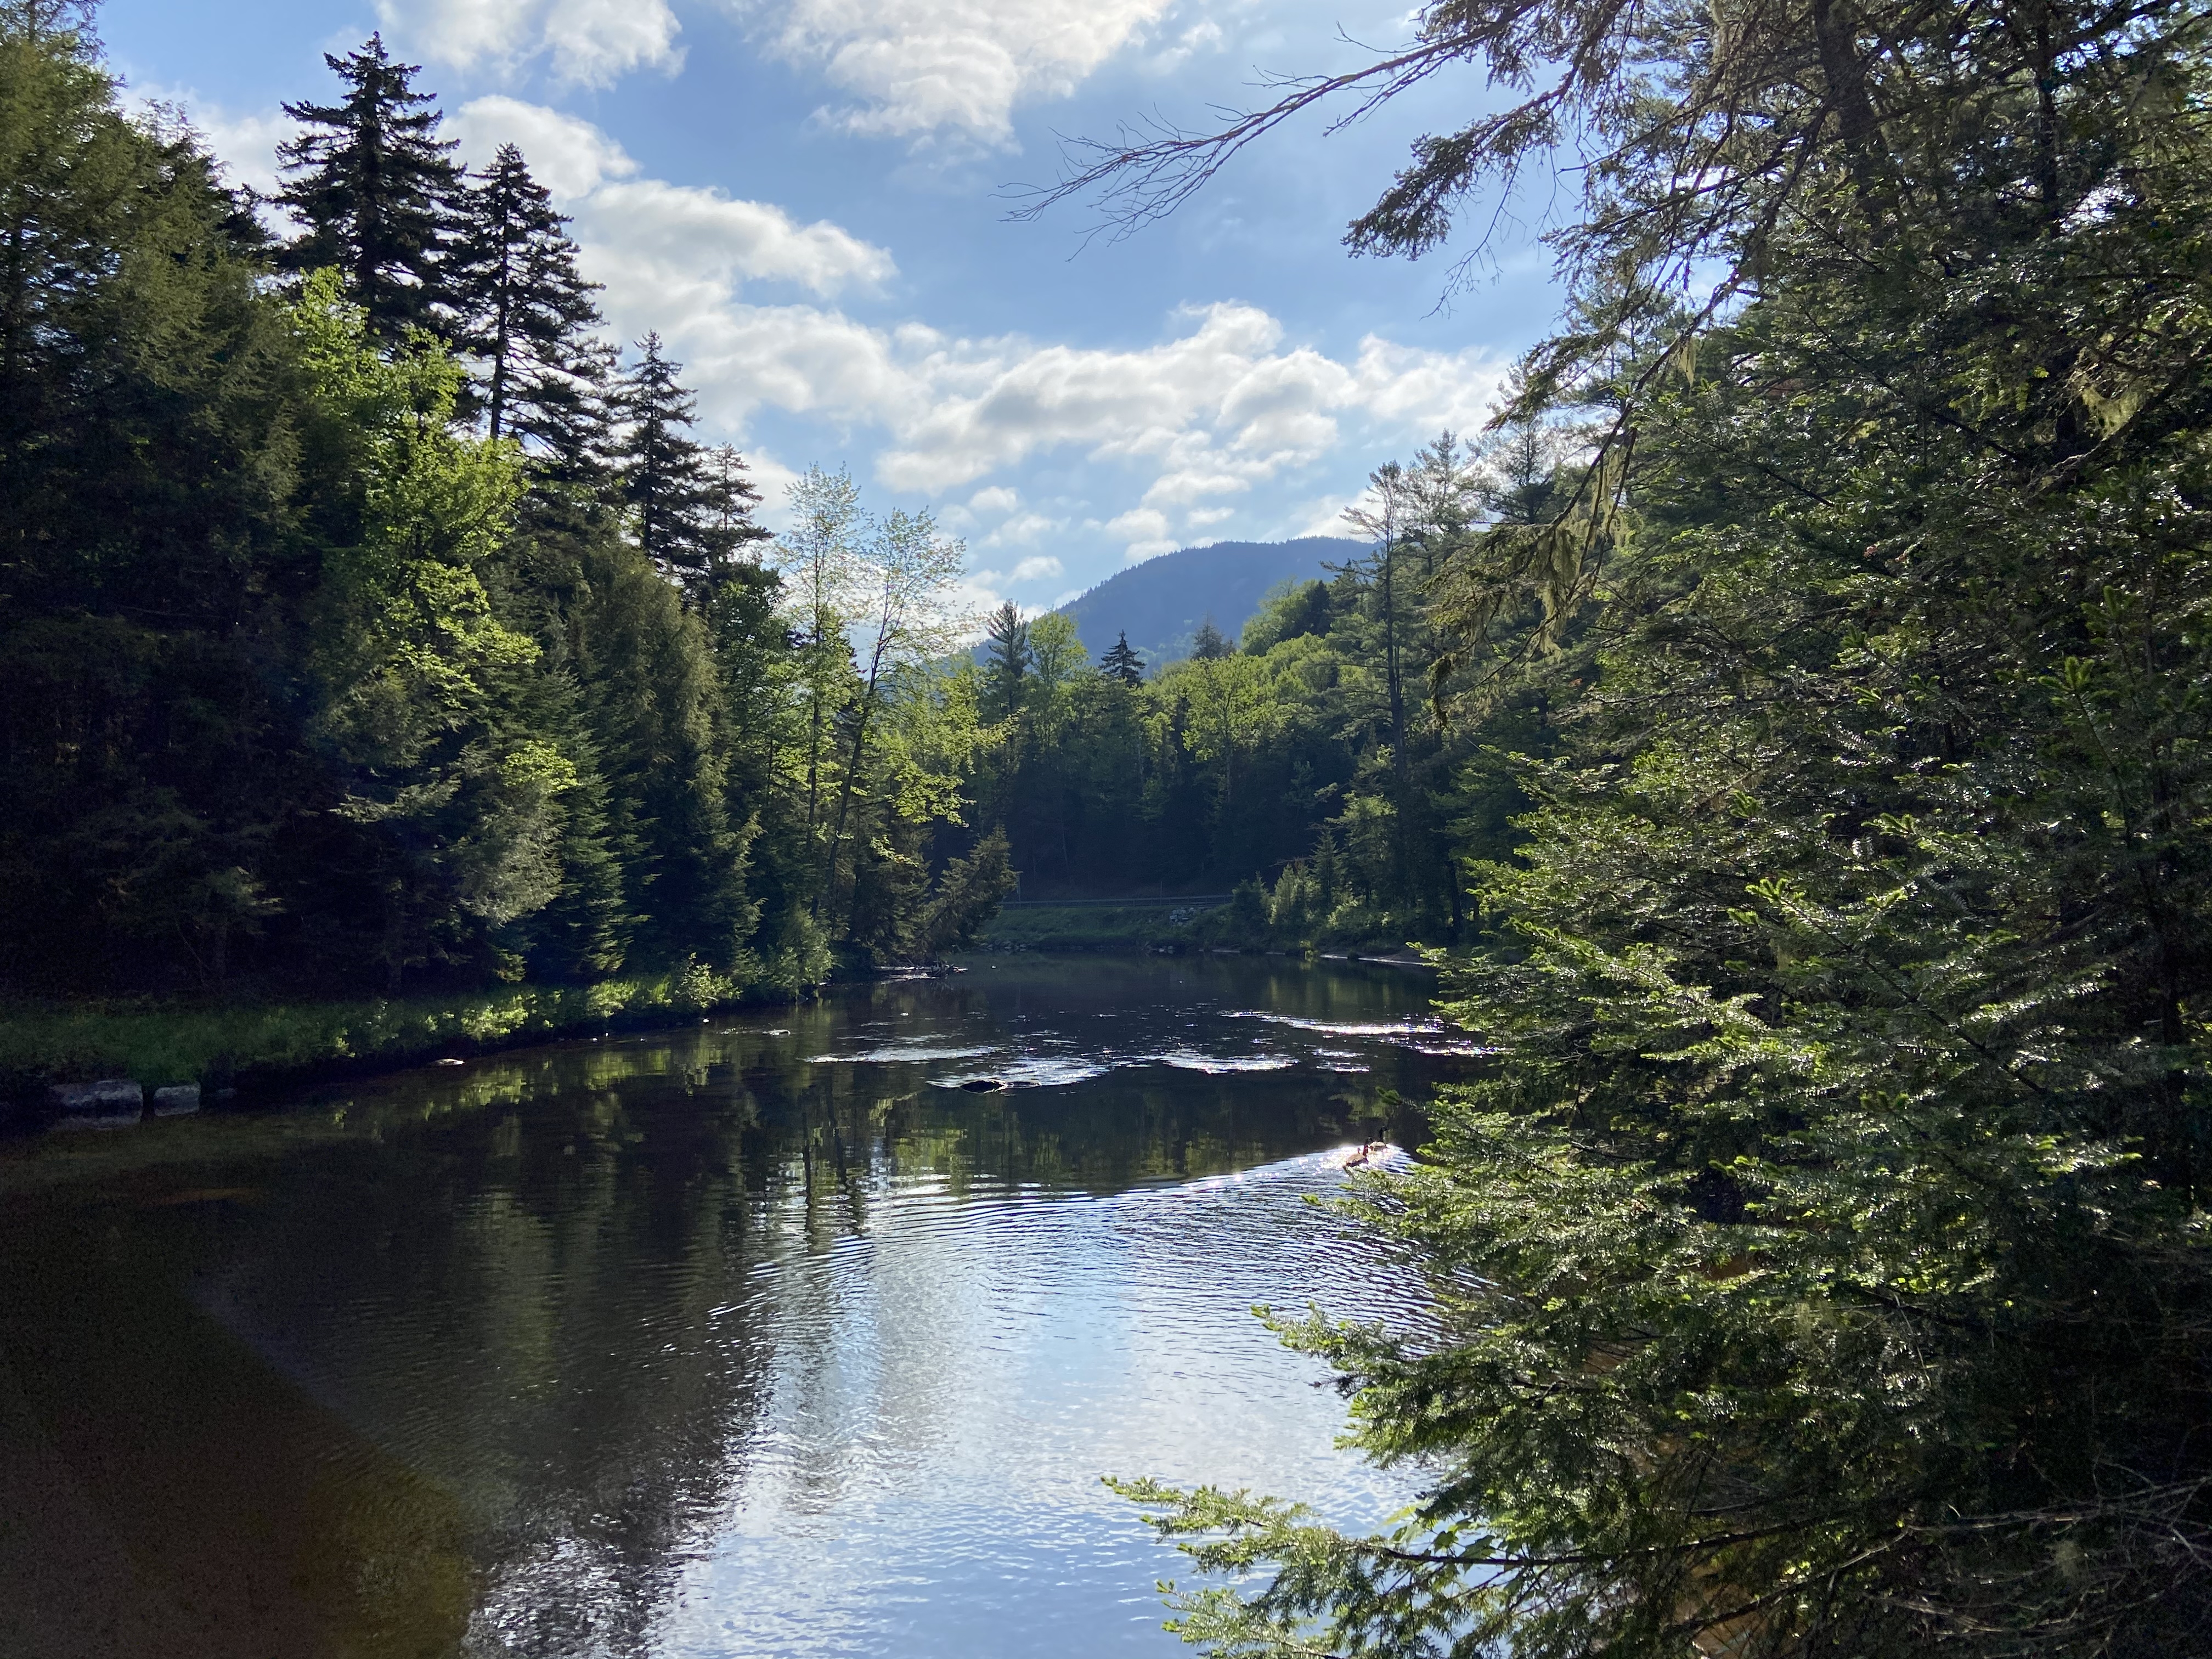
[0,954,1479,1659]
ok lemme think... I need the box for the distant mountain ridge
[1053,538,1368,672]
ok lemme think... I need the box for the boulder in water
[958,1077,1007,1092]
[152,1084,201,1116]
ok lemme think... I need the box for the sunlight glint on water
[0,954,1476,1659]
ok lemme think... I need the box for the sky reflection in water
[1,955,1478,1659]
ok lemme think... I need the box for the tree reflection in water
[0,956,1465,1659]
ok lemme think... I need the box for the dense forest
[0,1,1543,1005]
[11,0,2212,1649]
[1058,0,2212,1653]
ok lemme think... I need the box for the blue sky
[101,0,1561,612]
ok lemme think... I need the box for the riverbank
[0,962,803,1126]
[975,898,1430,960]
[977,903,1204,951]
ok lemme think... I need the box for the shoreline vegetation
[1,962,792,1121]
[0,918,1447,1126]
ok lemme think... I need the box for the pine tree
[614,334,765,592]
[276,34,457,340]
[983,600,1029,720]
[1188,616,1232,659]
[1101,630,1144,685]
[443,143,603,446]
[704,441,771,578]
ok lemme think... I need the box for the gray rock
[151,1084,201,1116]
[47,1079,142,1127]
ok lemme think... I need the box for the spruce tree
[444,143,604,446]
[276,34,456,340]
[615,341,710,579]
[1100,630,1144,685]
[1188,616,1232,659]
[1079,0,2212,1650]
[613,333,756,591]
[704,441,771,574]
[983,600,1029,720]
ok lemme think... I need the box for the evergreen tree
[0,1,318,992]
[983,600,1029,720]
[704,441,772,579]
[1100,630,1144,685]
[1188,616,1232,659]
[614,334,765,592]
[443,142,603,447]
[919,828,1017,954]
[572,530,757,970]
[1086,0,2212,1651]
[276,34,458,340]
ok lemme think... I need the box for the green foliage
[0,961,791,1096]
[1108,2,2212,1653]
[1239,580,1332,654]
[443,141,607,449]
[616,331,768,592]
[0,17,1002,1002]
[1101,629,1146,685]
[919,827,1018,953]
[984,599,1031,721]
[276,33,456,340]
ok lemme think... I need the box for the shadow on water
[0,955,1474,1659]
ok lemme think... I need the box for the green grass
[973,904,1210,950]
[0,961,795,1097]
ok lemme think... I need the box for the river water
[0,953,1476,1659]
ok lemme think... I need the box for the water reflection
[0,955,1469,1659]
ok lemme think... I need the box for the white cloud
[583,180,896,301]
[442,101,896,319]
[170,91,1508,567]
[1350,335,1511,436]
[987,514,1063,549]
[754,0,1182,146]
[450,96,639,199]
[573,264,1506,555]
[1008,554,1064,582]
[379,0,683,87]
[1107,508,1175,560]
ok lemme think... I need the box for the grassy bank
[975,904,1208,951]
[974,900,1426,960]
[0,961,800,1108]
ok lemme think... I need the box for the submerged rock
[48,1079,142,1127]
[957,1077,1007,1092]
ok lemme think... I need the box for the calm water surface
[0,954,1476,1659]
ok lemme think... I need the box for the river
[0,952,1477,1659]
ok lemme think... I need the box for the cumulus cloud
[450,96,639,198]
[442,100,896,317]
[989,515,1064,549]
[172,92,1509,566]
[753,0,1183,146]
[573,267,1507,555]
[1107,508,1176,560]
[583,180,896,302]
[379,0,683,87]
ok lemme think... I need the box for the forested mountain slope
[1053,538,1364,669]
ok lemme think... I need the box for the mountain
[1054,538,1368,672]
